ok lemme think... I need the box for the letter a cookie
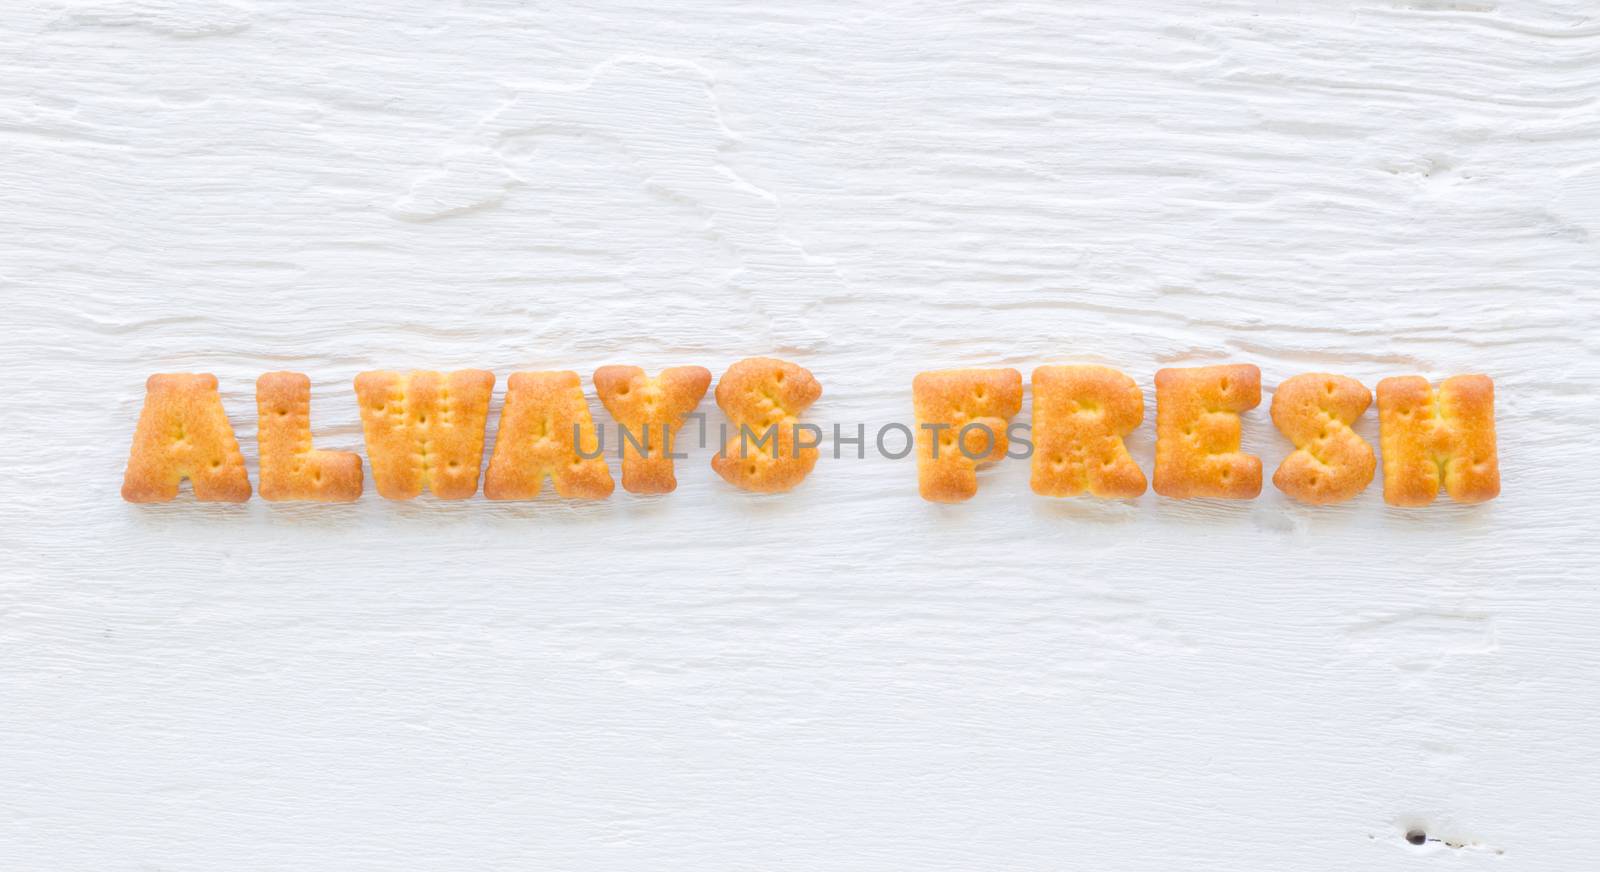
[121,373,251,503]
[484,371,614,500]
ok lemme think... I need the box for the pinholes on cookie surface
[1376,374,1499,506]
[594,365,711,495]
[256,371,362,502]
[1270,373,1374,505]
[121,373,252,503]
[1030,365,1147,500]
[913,368,1024,503]
[1153,364,1262,500]
[354,370,494,500]
[484,371,614,500]
[711,358,822,493]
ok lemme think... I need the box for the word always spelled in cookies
[484,371,614,500]
[913,368,1024,503]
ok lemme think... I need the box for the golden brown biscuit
[1153,364,1262,500]
[484,371,614,500]
[1270,373,1374,505]
[594,365,711,495]
[711,358,822,493]
[1376,374,1499,506]
[121,373,251,503]
[354,369,494,500]
[256,372,363,502]
[913,368,1023,503]
[1030,365,1146,499]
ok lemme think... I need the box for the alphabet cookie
[913,368,1023,503]
[121,373,252,503]
[1376,374,1499,506]
[1030,365,1146,499]
[484,371,614,500]
[711,358,822,493]
[594,365,711,495]
[1153,364,1261,500]
[257,372,362,502]
[1270,373,1374,505]
[354,370,494,500]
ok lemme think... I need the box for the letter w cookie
[355,370,494,500]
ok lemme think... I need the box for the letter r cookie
[1030,365,1146,499]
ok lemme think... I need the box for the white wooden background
[4,1,1599,869]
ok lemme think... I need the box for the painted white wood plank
[3,1,1598,869]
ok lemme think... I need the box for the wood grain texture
[3,0,1600,869]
